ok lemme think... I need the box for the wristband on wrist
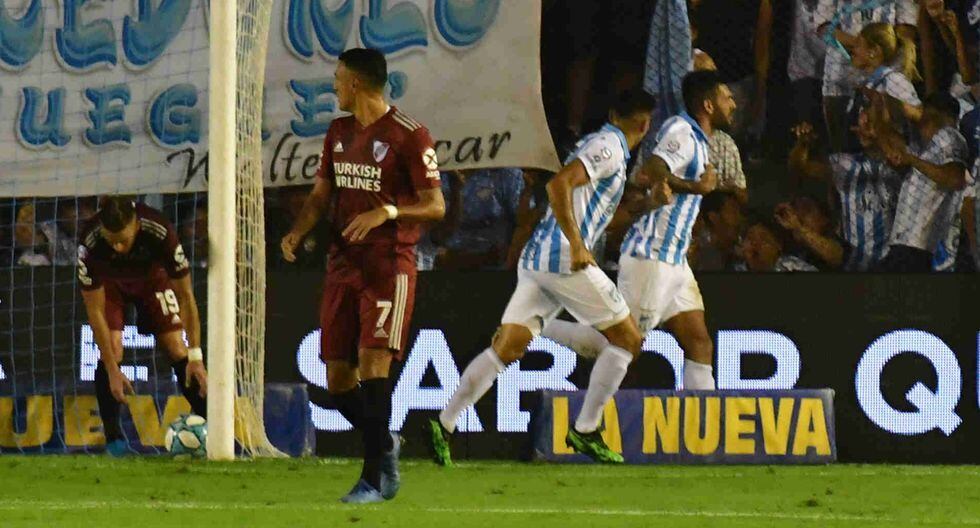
[187,347,203,362]
[383,204,399,220]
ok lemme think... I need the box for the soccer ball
[164,414,207,456]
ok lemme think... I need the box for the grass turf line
[0,456,977,528]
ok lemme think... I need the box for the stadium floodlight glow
[856,329,962,436]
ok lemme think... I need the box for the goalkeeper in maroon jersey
[281,48,445,503]
[78,197,208,456]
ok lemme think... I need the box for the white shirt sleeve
[575,134,625,182]
[880,73,921,106]
[651,125,696,177]
[896,0,918,26]
[813,0,836,30]
[828,153,852,191]
[921,128,968,166]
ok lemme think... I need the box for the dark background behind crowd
[3,0,979,274]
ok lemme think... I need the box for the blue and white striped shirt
[829,153,901,271]
[621,113,710,265]
[520,124,630,274]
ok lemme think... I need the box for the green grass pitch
[0,456,978,527]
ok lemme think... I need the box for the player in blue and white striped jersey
[618,71,735,390]
[430,91,667,465]
[878,93,970,271]
[541,72,735,392]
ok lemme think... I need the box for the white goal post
[208,0,281,460]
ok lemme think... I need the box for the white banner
[0,0,558,197]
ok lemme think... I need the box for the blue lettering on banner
[0,0,43,69]
[433,0,500,47]
[286,0,354,59]
[84,84,132,146]
[359,0,428,54]
[288,78,336,137]
[56,0,117,71]
[386,71,408,100]
[856,330,962,435]
[18,87,71,148]
[123,0,192,67]
[148,83,201,146]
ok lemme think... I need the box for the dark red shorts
[319,244,417,363]
[103,272,184,335]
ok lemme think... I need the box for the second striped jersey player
[429,91,660,466]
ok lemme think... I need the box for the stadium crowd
[2,0,979,273]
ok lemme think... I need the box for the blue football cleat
[379,433,401,500]
[340,479,385,504]
[105,439,133,457]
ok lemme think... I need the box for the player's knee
[492,325,532,365]
[326,365,358,394]
[605,323,643,359]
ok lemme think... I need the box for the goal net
[0,0,280,458]
[230,0,281,458]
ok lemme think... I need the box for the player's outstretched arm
[546,159,595,271]
[282,177,331,261]
[80,287,133,402]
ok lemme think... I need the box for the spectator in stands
[13,202,52,266]
[180,203,209,268]
[737,217,820,272]
[266,185,328,270]
[790,116,901,270]
[920,0,978,96]
[849,23,923,127]
[774,196,844,269]
[691,191,744,271]
[966,168,980,269]
[57,197,97,244]
[816,0,918,152]
[690,0,773,141]
[427,168,525,271]
[788,0,828,135]
[877,93,970,271]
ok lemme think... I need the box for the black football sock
[94,361,124,442]
[330,385,364,431]
[173,358,207,418]
[359,377,393,489]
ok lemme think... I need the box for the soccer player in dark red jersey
[281,48,445,503]
[78,197,208,456]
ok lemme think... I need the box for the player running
[540,70,735,394]
[429,90,664,465]
[78,197,208,456]
[281,48,445,503]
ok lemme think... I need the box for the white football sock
[574,345,632,433]
[541,319,609,359]
[683,359,716,390]
[439,347,505,433]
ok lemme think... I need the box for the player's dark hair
[923,92,960,123]
[98,196,136,233]
[610,89,656,120]
[339,48,388,92]
[682,70,723,117]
